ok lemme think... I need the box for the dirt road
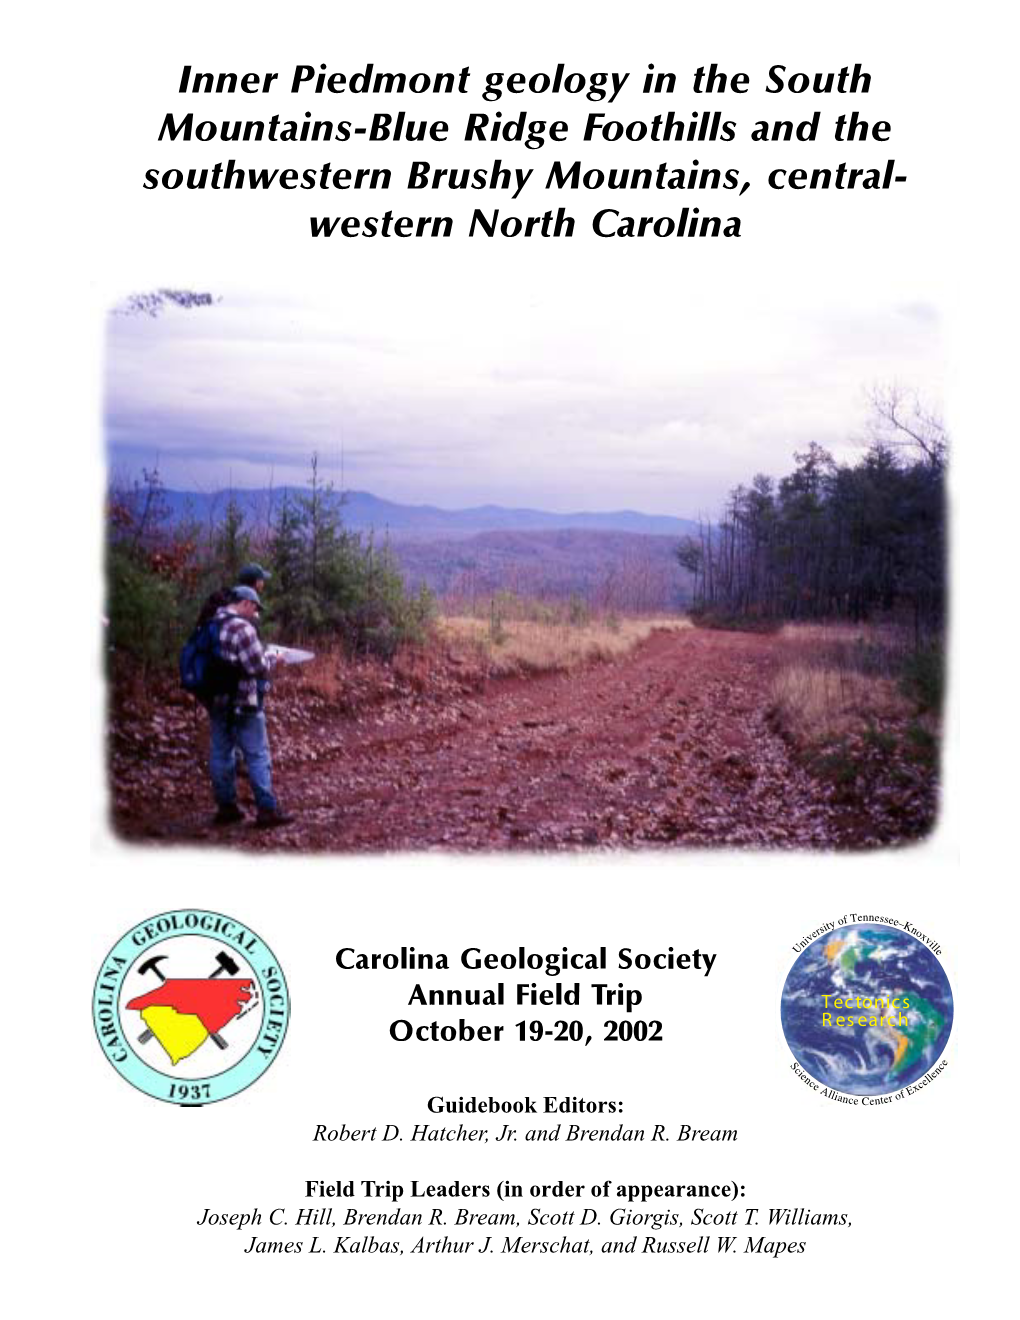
[111,628,922,851]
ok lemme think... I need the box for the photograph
[104,288,946,851]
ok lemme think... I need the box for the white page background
[4,0,1012,1314]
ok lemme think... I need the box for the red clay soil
[109,628,935,852]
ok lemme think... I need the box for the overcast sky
[105,288,943,518]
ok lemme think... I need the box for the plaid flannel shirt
[214,607,270,709]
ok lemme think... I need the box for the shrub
[899,642,944,713]
[691,609,781,634]
[488,597,508,646]
[106,458,438,680]
[106,544,183,671]
[567,593,591,626]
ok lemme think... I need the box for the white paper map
[265,644,315,665]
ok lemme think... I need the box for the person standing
[208,585,293,828]
[237,562,271,594]
[194,562,272,629]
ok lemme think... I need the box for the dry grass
[767,623,942,835]
[777,621,900,645]
[777,620,910,660]
[769,620,939,758]
[769,664,912,746]
[440,614,691,676]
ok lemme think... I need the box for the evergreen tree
[679,399,946,635]
[214,494,252,582]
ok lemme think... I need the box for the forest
[677,387,946,637]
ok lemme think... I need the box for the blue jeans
[209,707,278,812]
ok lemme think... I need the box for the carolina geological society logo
[93,909,289,1105]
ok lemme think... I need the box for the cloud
[105,291,943,515]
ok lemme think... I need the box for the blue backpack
[179,616,240,704]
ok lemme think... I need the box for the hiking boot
[256,806,295,829]
[213,802,245,826]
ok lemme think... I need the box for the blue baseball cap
[230,585,262,607]
[238,563,270,585]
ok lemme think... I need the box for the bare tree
[867,384,947,470]
[113,289,217,318]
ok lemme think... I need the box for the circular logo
[93,909,289,1105]
[781,924,952,1096]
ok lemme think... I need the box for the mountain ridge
[155,486,699,540]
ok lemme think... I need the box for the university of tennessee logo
[93,910,289,1105]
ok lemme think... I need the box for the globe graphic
[781,925,952,1095]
